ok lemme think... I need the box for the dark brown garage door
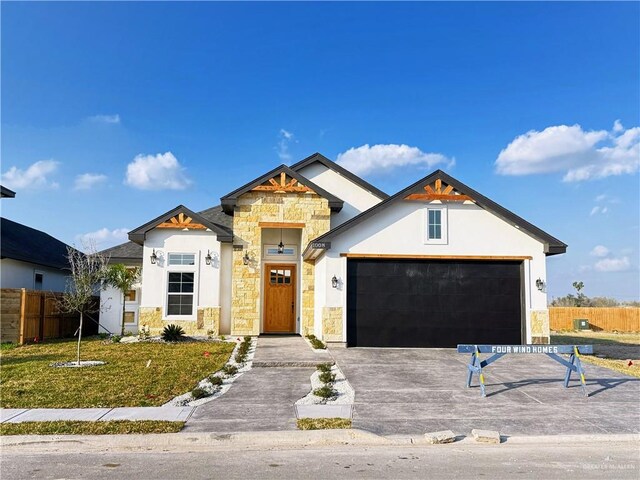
[346,259,524,348]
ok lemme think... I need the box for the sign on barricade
[457,344,593,397]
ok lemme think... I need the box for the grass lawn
[551,331,639,378]
[0,338,235,408]
[0,420,184,435]
[297,418,352,430]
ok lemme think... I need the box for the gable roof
[304,169,567,258]
[1,217,72,270]
[1,185,16,198]
[220,164,344,214]
[128,205,234,245]
[290,152,389,200]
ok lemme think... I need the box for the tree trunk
[121,293,126,336]
[77,311,83,366]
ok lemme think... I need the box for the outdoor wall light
[243,251,251,265]
[535,278,546,292]
[205,250,213,265]
[331,275,339,288]
[150,249,158,265]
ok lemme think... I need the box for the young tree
[58,244,108,366]
[106,264,141,336]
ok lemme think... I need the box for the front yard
[0,338,235,408]
[551,331,639,378]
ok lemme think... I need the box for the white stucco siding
[99,284,140,335]
[297,163,383,228]
[0,259,69,292]
[314,200,550,343]
[140,229,222,313]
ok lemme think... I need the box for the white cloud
[590,206,608,216]
[76,228,129,251]
[336,144,455,176]
[276,129,295,162]
[495,122,640,182]
[1,160,59,190]
[124,152,191,190]
[590,245,610,258]
[594,256,631,272]
[74,173,107,190]
[89,114,120,124]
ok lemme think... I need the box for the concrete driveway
[329,347,640,436]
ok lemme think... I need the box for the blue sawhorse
[458,344,594,397]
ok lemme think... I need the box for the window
[263,245,297,258]
[168,253,195,266]
[34,272,44,290]
[167,272,194,315]
[425,207,448,244]
[270,268,292,285]
[125,290,137,302]
[124,312,136,324]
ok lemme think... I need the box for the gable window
[167,272,194,316]
[425,207,448,244]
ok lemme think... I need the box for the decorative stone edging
[296,364,355,406]
[163,337,257,408]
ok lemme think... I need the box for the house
[0,217,72,292]
[100,153,566,346]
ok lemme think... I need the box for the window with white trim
[263,244,298,259]
[168,253,195,266]
[167,272,194,316]
[425,206,448,244]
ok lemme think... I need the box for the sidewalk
[0,407,194,423]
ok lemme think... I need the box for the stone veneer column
[530,310,550,344]
[230,192,330,336]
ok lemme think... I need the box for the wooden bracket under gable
[405,178,473,202]
[157,212,207,230]
[252,172,315,193]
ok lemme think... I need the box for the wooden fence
[0,289,99,344]
[549,307,640,332]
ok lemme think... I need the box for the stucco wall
[0,259,69,292]
[315,200,550,343]
[99,284,140,335]
[297,162,384,228]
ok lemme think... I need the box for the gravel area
[296,364,355,406]
[164,337,256,407]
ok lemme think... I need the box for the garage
[346,258,524,348]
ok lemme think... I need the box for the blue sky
[2,2,639,300]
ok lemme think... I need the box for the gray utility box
[573,318,590,330]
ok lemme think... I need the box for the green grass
[0,338,234,408]
[0,343,17,351]
[0,420,184,435]
[297,418,352,430]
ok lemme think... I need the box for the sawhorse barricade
[457,344,594,397]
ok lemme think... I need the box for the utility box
[573,318,590,330]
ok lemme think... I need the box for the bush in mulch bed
[191,387,210,400]
[305,334,326,350]
[318,371,336,384]
[208,375,224,386]
[316,362,333,373]
[313,385,337,399]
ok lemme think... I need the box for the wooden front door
[263,264,296,333]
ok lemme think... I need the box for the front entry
[263,264,296,333]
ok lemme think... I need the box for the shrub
[235,352,247,364]
[111,335,122,343]
[162,324,185,342]
[191,387,209,400]
[306,334,326,350]
[244,336,252,343]
[208,375,223,386]
[318,371,336,384]
[313,385,337,399]
[316,363,333,373]
[220,335,226,341]
[97,332,109,340]
[237,343,249,355]
[222,364,238,377]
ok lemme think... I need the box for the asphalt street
[2,440,638,480]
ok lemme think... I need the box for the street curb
[2,431,638,452]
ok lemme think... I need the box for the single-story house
[100,153,566,346]
[0,217,72,292]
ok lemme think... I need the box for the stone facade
[231,191,331,336]
[139,306,220,336]
[322,306,343,342]
[530,309,550,344]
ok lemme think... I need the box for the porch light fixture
[205,250,213,265]
[243,251,251,265]
[150,249,158,265]
[331,275,339,288]
[277,229,284,254]
[535,278,545,292]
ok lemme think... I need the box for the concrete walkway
[0,407,194,424]
[185,336,325,432]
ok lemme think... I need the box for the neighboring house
[0,217,71,292]
[1,185,16,198]
[100,152,566,346]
